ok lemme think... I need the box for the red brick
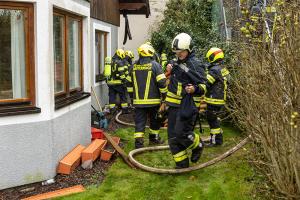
[57,144,85,175]
[21,185,85,200]
[82,139,106,163]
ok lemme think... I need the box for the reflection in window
[95,31,107,82]
[68,19,80,90]
[53,9,84,109]
[53,15,65,93]
[0,9,26,100]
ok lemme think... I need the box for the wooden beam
[119,3,146,10]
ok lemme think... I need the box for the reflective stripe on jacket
[166,52,207,107]
[127,57,167,107]
[205,64,230,105]
[106,56,126,85]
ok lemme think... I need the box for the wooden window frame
[53,8,90,110]
[0,2,40,117]
[95,30,108,83]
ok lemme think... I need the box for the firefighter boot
[135,138,144,149]
[175,158,189,169]
[209,133,223,146]
[149,134,164,145]
[191,140,204,163]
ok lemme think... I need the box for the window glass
[53,15,65,93]
[95,31,107,82]
[68,19,80,90]
[0,9,26,100]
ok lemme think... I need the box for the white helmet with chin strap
[171,33,192,52]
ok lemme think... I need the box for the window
[0,2,39,116]
[53,8,89,109]
[95,30,108,82]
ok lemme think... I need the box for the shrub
[231,1,300,198]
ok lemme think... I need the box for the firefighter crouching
[205,48,230,146]
[104,49,129,113]
[127,43,167,149]
[166,33,207,169]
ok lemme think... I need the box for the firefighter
[160,53,168,72]
[127,43,167,149]
[125,50,135,65]
[105,49,128,113]
[124,50,135,107]
[166,33,207,169]
[145,41,161,63]
[205,47,230,146]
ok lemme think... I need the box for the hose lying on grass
[128,137,249,174]
[115,111,250,174]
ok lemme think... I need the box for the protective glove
[159,102,167,113]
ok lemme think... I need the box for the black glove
[171,63,184,76]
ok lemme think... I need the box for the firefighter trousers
[206,104,223,134]
[108,84,128,109]
[134,106,160,139]
[167,106,200,164]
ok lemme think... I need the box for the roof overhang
[119,0,150,18]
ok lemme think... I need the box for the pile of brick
[57,128,120,175]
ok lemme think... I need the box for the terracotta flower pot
[100,137,120,161]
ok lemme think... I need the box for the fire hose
[115,111,251,174]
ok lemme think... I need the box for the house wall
[0,0,91,190]
[90,18,119,107]
[118,0,168,56]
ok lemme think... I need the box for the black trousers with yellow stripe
[108,84,128,109]
[134,106,160,139]
[206,104,222,134]
[167,106,200,165]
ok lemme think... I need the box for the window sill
[55,92,90,110]
[0,105,41,117]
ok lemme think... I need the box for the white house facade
[0,0,150,190]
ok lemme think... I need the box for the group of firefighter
[104,33,230,169]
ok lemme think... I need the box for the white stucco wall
[0,0,91,189]
[118,0,168,56]
[0,0,91,126]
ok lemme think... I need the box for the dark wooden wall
[91,0,120,26]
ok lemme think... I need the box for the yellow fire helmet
[115,49,125,59]
[137,43,155,57]
[145,41,152,46]
[206,47,224,63]
[125,50,135,59]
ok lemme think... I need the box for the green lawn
[57,125,260,200]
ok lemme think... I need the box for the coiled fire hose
[115,111,250,174]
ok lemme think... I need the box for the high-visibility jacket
[165,52,207,107]
[161,53,168,72]
[127,57,167,107]
[124,57,134,94]
[106,56,126,85]
[205,63,230,105]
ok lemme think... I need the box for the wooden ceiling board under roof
[119,0,150,18]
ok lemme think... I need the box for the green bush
[150,0,218,58]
